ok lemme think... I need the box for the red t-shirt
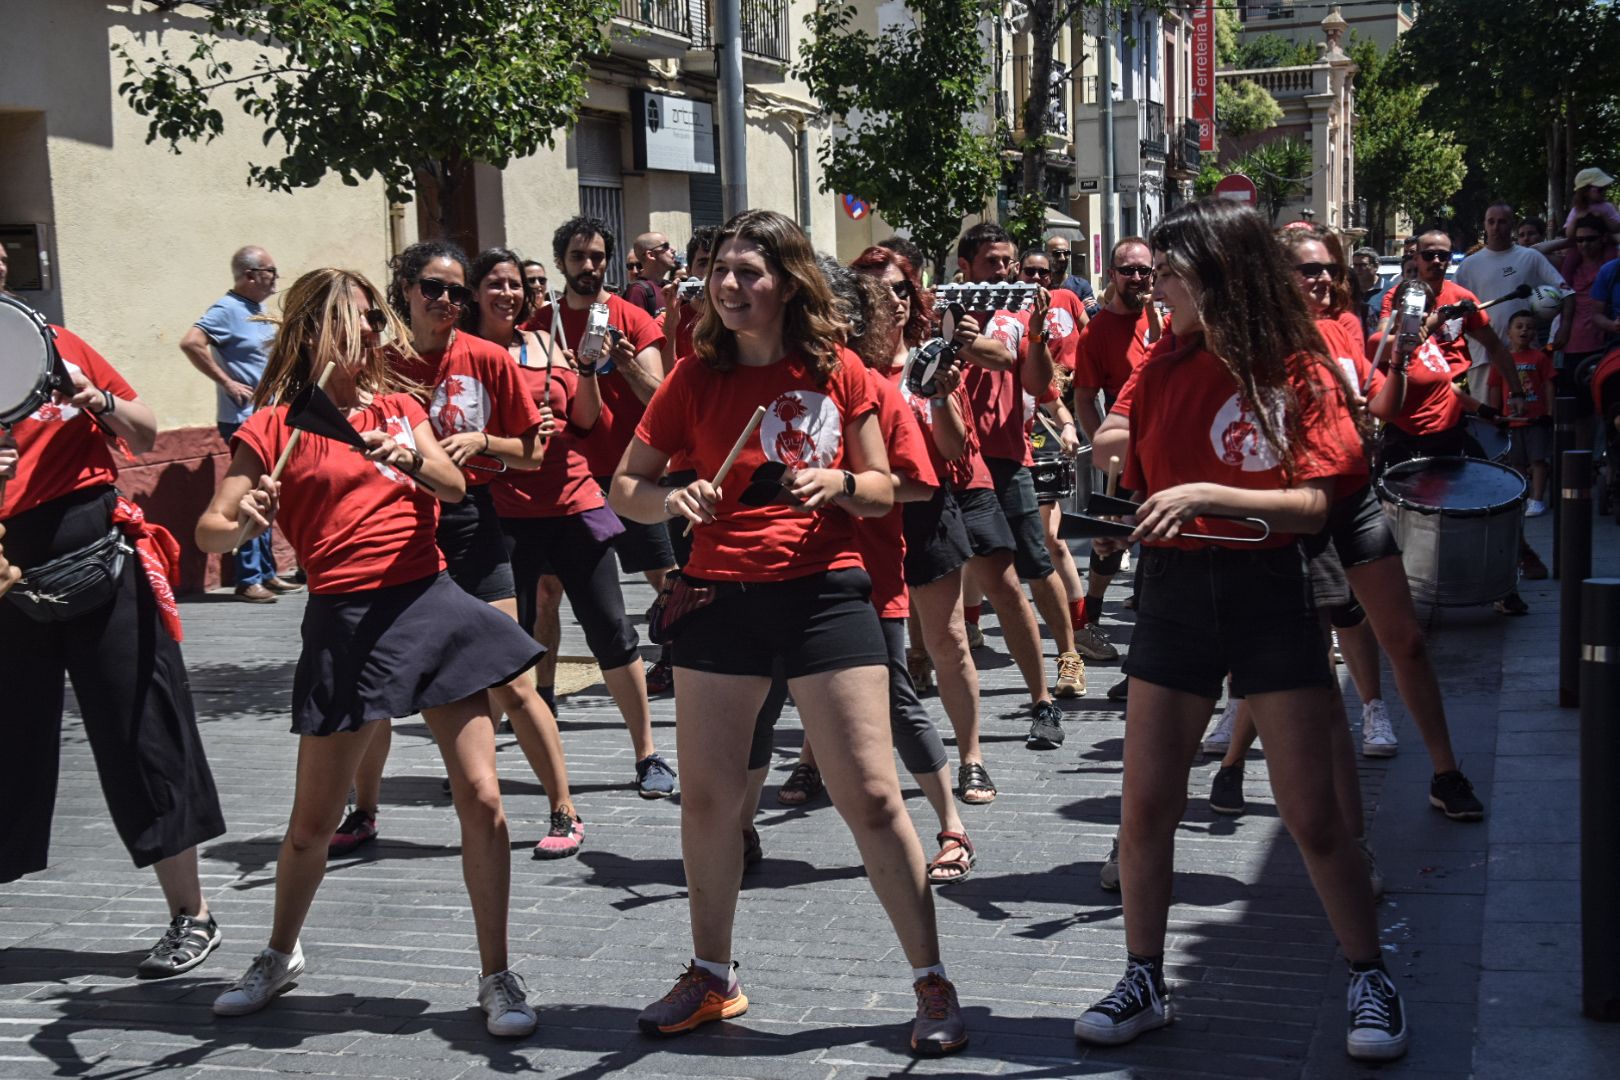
[1074,307,1153,399]
[525,294,663,475]
[393,331,542,486]
[1388,334,1466,436]
[1121,338,1363,550]
[888,363,990,491]
[491,361,605,518]
[1317,316,1382,401]
[233,394,444,594]
[1379,279,1489,376]
[1040,289,1088,373]
[0,327,136,520]
[636,349,877,582]
[1488,349,1557,425]
[963,310,1038,464]
[854,369,938,619]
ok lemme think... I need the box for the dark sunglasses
[1112,264,1153,278]
[626,261,641,271]
[1048,249,1071,259]
[886,279,913,300]
[417,277,473,306]
[1294,262,1342,279]
[1418,250,1451,263]
[1022,266,1052,278]
[1576,234,1606,244]
[361,307,389,333]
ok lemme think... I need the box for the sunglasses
[1294,262,1342,279]
[417,277,473,306]
[1576,234,1606,244]
[886,280,913,300]
[1022,266,1052,278]
[647,241,672,255]
[361,307,389,333]
[1418,250,1451,263]
[525,277,548,290]
[1048,250,1071,259]
[1112,265,1153,278]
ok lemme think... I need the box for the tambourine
[931,281,1038,313]
[0,294,72,427]
[904,337,958,399]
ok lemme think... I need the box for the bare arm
[179,326,253,408]
[616,342,665,405]
[63,366,158,454]
[1074,386,1106,440]
[1131,478,1336,544]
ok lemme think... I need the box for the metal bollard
[1560,451,1593,708]
[1580,578,1620,1021]
[1554,397,1578,579]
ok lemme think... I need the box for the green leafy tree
[113,0,615,246]
[1215,5,1242,66]
[798,0,1003,276]
[1193,158,1225,198]
[1232,33,1317,70]
[1350,36,1467,246]
[1235,136,1312,225]
[1215,79,1282,140]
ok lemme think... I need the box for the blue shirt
[1592,257,1620,348]
[194,291,275,424]
[1058,274,1096,309]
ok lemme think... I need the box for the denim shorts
[985,457,1055,581]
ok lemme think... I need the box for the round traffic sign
[842,194,870,220]
[1213,173,1258,205]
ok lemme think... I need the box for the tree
[797,0,1003,277]
[1231,33,1316,70]
[1215,79,1281,140]
[1235,136,1311,225]
[1350,35,1467,246]
[113,0,615,249]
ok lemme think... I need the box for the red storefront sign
[1191,0,1216,153]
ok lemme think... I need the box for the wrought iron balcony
[617,0,693,38]
[740,0,790,62]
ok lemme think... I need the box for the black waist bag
[7,526,131,623]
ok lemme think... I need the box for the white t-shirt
[1455,245,1568,388]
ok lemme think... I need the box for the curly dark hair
[386,239,468,323]
[850,244,931,347]
[687,225,719,268]
[461,247,535,333]
[552,216,615,267]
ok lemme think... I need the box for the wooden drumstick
[1105,455,1120,498]
[683,404,766,537]
[232,360,336,553]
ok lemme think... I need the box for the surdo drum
[1376,457,1526,607]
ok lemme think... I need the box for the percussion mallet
[683,404,766,537]
[232,360,336,554]
[1105,455,1120,498]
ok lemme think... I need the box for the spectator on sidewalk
[1351,246,1382,338]
[179,246,301,602]
[1455,204,1571,397]
[625,232,678,317]
[1047,235,1096,312]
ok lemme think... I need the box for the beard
[567,270,601,297]
[1119,285,1151,311]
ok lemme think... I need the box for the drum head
[0,295,53,426]
[1376,457,1527,517]
[1464,416,1510,461]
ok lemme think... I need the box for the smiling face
[1151,249,1202,335]
[709,237,792,343]
[408,256,466,334]
[477,260,525,331]
[1020,253,1052,285]
[1110,241,1155,311]
[1290,238,1336,314]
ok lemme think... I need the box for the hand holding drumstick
[231,360,336,552]
[665,405,767,536]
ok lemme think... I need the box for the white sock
[912,963,947,982]
[267,944,297,963]
[693,957,736,990]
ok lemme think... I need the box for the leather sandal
[776,762,824,806]
[957,762,997,805]
[927,831,976,885]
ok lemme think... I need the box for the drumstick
[231,361,336,553]
[547,288,570,356]
[1036,411,1064,443]
[1105,455,1120,498]
[683,404,766,537]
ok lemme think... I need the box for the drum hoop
[1374,455,1527,518]
[0,294,57,427]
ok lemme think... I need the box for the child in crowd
[1488,310,1556,515]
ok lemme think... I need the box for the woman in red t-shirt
[610,210,967,1055]
[0,313,225,981]
[1074,200,1407,1063]
[197,268,543,1035]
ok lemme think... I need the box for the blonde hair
[254,268,421,407]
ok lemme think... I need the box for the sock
[1085,596,1105,626]
[693,957,737,990]
[1068,598,1087,629]
[964,604,981,625]
[658,642,672,665]
[538,685,556,712]
[268,944,297,962]
[912,963,947,982]
[1126,951,1166,991]
[1349,958,1387,975]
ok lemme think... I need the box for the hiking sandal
[927,831,976,885]
[776,762,824,806]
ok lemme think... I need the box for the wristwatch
[841,470,856,497]
[1037,328,1052,343]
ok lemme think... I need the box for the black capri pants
[0,487,225,883]
[500,513,641,671]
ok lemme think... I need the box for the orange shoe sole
[640,990,749,1036]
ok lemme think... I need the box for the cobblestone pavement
[3,512,1618,1079]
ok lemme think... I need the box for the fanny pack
[7,526,131,623]
[645,570,716,645]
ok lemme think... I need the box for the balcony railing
[618,0,692,37]
[740,0,790,62]
[1140,99,1166,159]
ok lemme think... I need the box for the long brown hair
[1150,199,1348,484]
[254,268,420,408]
[1277,224,1353,317]
[693,209,846,383]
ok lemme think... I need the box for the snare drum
[0,294,60,427]
[1029,429,1076,504]
[1464,415,1510,462]
[1376,457,1526,607]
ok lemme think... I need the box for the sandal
[776,762,824,806]
[957,762,997,805]
[927,831,976,885]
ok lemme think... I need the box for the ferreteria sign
[1191,0,1216,153]
[631,90,717,174]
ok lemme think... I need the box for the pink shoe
[533,809,584,860]
[328,808,377,856]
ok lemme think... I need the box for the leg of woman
[601,662,657,760]
[534,575,564,699]
[1218,701,1257,770]
[791,664,939,967]
[1345,557,1459,775]
[1246,687,1380,962]
[910,571,983,772]
[1338,619,1383,705]
[422,691,512,977]
[487,596,574,817]
[966,552,1048,704]
[1040,501,1086,603]
[350,717,390,815]
[152,849,208,919]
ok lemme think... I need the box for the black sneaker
[1106,679,1129,702]
[1027,700,1065,749]
[1074,959,1172,1045]
[1493,591,1529,616]
[1429,769,1484,821]
[1345,967,1408,1061]
[137,913,222,979]
[1210,764,1246,816]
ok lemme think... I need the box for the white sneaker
[212,944,305,1016]
[1361,699,1398,758]
[1119,550,1131,573]
[1525,499,1547,517]
[1201,701,1237,756]
[478,969,538,1037]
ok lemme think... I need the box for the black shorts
[1308,541,1350,611]
[985,457,1056,581]
[902,487,973,587]
[1505,423,1552,469]
[954,486,1016,558]
[1330,594,1366,629]
[1123,544,1331,700]
[1327,482,1403,569]
[437,485,516,602]
[672,568,888,679]
[597,475,675,573]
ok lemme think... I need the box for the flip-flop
[927,831,976,885]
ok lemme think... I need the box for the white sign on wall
[631,90,716,175]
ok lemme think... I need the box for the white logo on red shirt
[375,414,421,486]
[898,379,934,429]
[1045,308,1076,340]
[430,373,490,437]
[28,360,85,423]
[761,390,842,469]
[1415,340,1451,375]
[1209,392,1283,472]
[986,313,1023,351]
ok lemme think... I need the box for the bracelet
[101,389,117,416]
[402,447,424,474]
[482,432,491,454]
[662,490,677,519]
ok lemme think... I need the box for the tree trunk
[1021,0,1058,240]
[413,154,479,254]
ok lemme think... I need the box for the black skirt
[291,571,543,736]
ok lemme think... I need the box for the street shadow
[0,947,147,985]
[574,849,866,913]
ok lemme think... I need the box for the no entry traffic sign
[1214,173,1258,205]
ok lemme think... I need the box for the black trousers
[500,514,641,671]
[0,488,225,882]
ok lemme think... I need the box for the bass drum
[1377,457,1525,607]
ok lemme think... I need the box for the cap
[1574,167,1614,190]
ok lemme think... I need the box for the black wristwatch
[841,470,856,497]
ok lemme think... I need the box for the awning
[1045,206,1084,229]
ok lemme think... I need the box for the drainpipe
[1100,1,1116,259]
[797,121,813,245]
[718,0,749,217]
